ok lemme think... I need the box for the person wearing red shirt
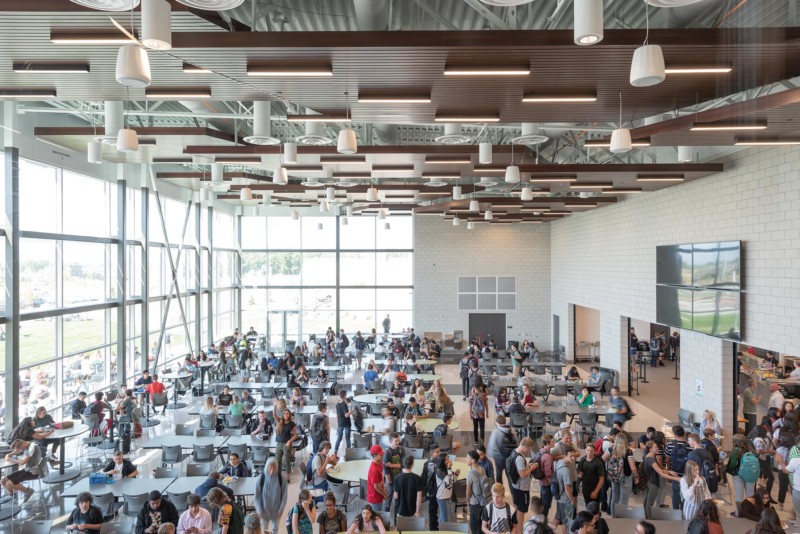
[146,374,167,414]
[367,445,388,509]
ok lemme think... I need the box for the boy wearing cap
[368,445,388,509]
[135,490,180,534]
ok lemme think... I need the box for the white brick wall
[678,330,736,430]
[414,216,552,348]
[550,146,800,426]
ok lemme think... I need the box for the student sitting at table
[219,452,251,478]
[508,396,526,416]
[312,369,328,385]
[296,366,310,384]
[384,398,401,419]
[181,356,198,374]
[102,450,139,479]
[146,375,167,414]
[495,387,511,416]
[134,370,153,389]
[374,342,387,355]
[383,365,398,385]
[248,407,273,438]
[390,379,405,398]
[433,414,461,451]
[521,383,540,408]
[290,387,306,408]
[401,412,422,438]
[241,389,257,412]
[216,386,233,407]
[566,366,581,381]
[228,395,247,418]
[363,364,380,386]
[577,387,595,407]
[404,397,427,418]
[587,367,603,386]
[195,472,235,500]
[384,357,399,372]
[65,492,105,534]
[347,504,387,534]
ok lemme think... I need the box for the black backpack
[460,365,470,380]
[506,450,521,484]
[423,460,438,497]
[310,413,327,443]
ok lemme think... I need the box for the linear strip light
[50,30,136,44]
[690,121,767,131]
[145,88,211,99]
[521,207,552,212]
[474,166,506,174]
[13,62,90,73]
[0,88,57,99]
[425,156,471,164]
[434,114,500,123]
[331,172,371,178]
[734,138,800,146]
[601,187,643,193]
[247,65,333,77]
[286,114,350,123]
[522,93,596,102]
[665,66,732,74]
[182,63,212,74]
[444,66,530,76]
[564,202,598,208]
[358,95,431,103]
[585,138,650,147]
[320,155,366,163]
[569,182,613,189]
[421,173,460,179]
[372,165,415,171]
[529,176,577,183]
[520,220,543,224]
[215,157,262,164]
[636,175,685,182]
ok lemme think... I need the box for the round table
[352,393,408,405]
[161,371,193,409]
[327,459,468,483]
[197,360,218,395]
[405,374,442,382]
[415,418,459,433]
[42,423,89,483]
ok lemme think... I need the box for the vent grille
[458,294,477,310]
[478,277,496,292]
[458,276,477,292]
[457,276,516,310]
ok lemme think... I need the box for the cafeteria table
[160,371,193,409]
[42,423,90,483]
[141,435,229,449]
[352,393,409,405]
[415,417,459,433]
[165,475,256,496]
[61,476,174,498]
[327,459,468,483]
[405,374,442,382]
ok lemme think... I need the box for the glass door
[268,311,301,353]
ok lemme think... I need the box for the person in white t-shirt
[769,384,786,409]
[481,482,519,534]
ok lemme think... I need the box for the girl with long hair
[347,505,386,534]
[680,460,712,520]
[274,408,297,482]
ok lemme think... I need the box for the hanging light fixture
[452,185,463,200]
[630,2,665,87]
[291,210,300,220]
[243,101,280,145]
[317,222,323,230]
[346,205,354,217]
[378,208,387,220]
[573,0,603,46]
[453,217,461,226]
[341,217,348,226]
[273,166,288,185]
[97,101,124,144]
[211,163,223,184]
[337,91,357,154]
[505,141,520,183]
[87,140,102,163]
[469,200,480,212]
[283,142,297,164]
[484,210,493,221]
[116,127,138,152]
[610,91,632,154]
[320,199,330,212]
[141,0,172,50]
[677,146,693,162]
[467,221,475,230]
[366,187,379,202]
[384,222,391,230]
[325,187,336,201]
[116,44,151,87]
[479,142,492,164]
[520,187,533,201]
[240,187,253,201]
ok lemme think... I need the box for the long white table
[61,476,174,498]
[164,475,256,496]
[141,435,229,449]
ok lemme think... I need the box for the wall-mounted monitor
[656,244,693,286]
[692,288,741,340]
[692,241,741,289]
[656,285,694,329]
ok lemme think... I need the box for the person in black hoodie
[194,472,234,500]
[135,491,179,534]
[486,415,518,484]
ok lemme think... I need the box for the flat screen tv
[655,285,694,329]
[656,244,693,286]
[692,288,741,340]
[692,241,742,289]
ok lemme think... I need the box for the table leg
[43,437,82,483]
[140,395,160,427]
[167,379,187,409]
[199,369,206,396]
[0,495,20,520]
[98,414,118,450]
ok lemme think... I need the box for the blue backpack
[738,452,761,483]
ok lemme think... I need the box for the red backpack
[594,437,605,455]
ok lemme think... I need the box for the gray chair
[452,478,468,515]
[614,506,646,520]
[510,412,528,432]
[186,462,212,477]
[551,383,568,399]
[228,442,248,462]
[369,402,385,417]
[251,445,271,473]
[578,412,599,443]
[226,414,244,429]
[122,492,149,517]
[353,433,373,448]
[100,521,136,534]
[199,413,217,430]
[196,428,215,437]
[530,411,546,438]
[193,444,215,463]
[20,520,53,534]
[407,447,425,460]
[533,383,549,398]
[443,401,455,417]
[151,392,169,414]
[161,445,187,468]
[167,490,190,511]
[532,364,547,376]
[175,423,194,436]
[295,413,311,428]
[93,491,116,519]
[434,434,453,452]
[154,467,178,478]
[345,447,369,461]
[402,434,423,448]
[548,410,567,430]
[396,516,426,531]
[261,386,276,399]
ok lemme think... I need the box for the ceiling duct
[296,111,333,145]
[513,123,550,145]
[353,0,389,31]
[96,100,124,145]
[435,123,472,145]
[374,124,399,145]
[243,101,280,145]
[179,100,239,136]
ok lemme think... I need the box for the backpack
[530,451,546,480]
[506,450,521,484]
[606,457,624,483]
[305,454,318,483]
[485,502,513,531]
[550,465,566,500]
[404,422,418,436]
[396,371,408,382]
[669,441,689,474]
[700,455,719,493]
[593,437,605,456]
[460,365,470,381]
[738,452,761,483]
[310,413,327,444]
[474,470,494,506]
[650,338,659,352]
[635,463,648,492]
[472,395,486,419]
[285,503,306,530]
[423,460,438,497]
[223,501,245,534]
[433,424,448,439]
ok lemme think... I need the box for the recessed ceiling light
[425,156,471,164]
[529,176,577,183]
[287,114,349,123]
[215,156,262,164]
[331,172,371,178]
[50,30,135,44]
[372,165,415,172]
[522,93,597,102]
[569,182,613,189]
[421,173,460,179]
[585,139,650,147]
[247,65,332,77]
[12,62,90,73]
[636,175,685,182]
[358,95,431,103]
[733,138,800,146]
[665,66,732,74]
[182,63,212,74]
[520,220,543,224]
[320,155,366,163]
[435,114,500,123]
[690,121,767,131]
[564,202,598,208]
[444,66,530,76]
[600,188,643,193]
[0,88,57,99]
[145,87,211,99]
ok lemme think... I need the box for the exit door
[469,313,506,348]
[268,311,300,353]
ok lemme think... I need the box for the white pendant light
[325,187,336,201]
[479,142,492,164]
[505,165,521,183]
[291,210,299,220]
[317,222,323,230]
[116,128,139,152]
[341,216,348,226]
[467,221,475,230]
[366,187,379,202]
[469,200,480,212]
[337,128,357,154]
[199,187,208,203]
[384,222,391,230]
[520,187,533,201]
[574,0,603,46]
[211,163,223,184]
[240,187,253,201]
[484,210,493,221]
[453,217,461,227]
[378,208,386,220]
[320,199,329,212]
[115,44,151,87]
[87,140,102,163]
[610,91,632,154]
[346,205,354,217]
[630,4,664,87]
[452,185,463,200]
[244,101,280,145]
[677,146,693,162]
[273,166,288,185]
[478,176,498,187]
[97,101,124,144]
[284,142,297,164]
[141,0,172,50]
